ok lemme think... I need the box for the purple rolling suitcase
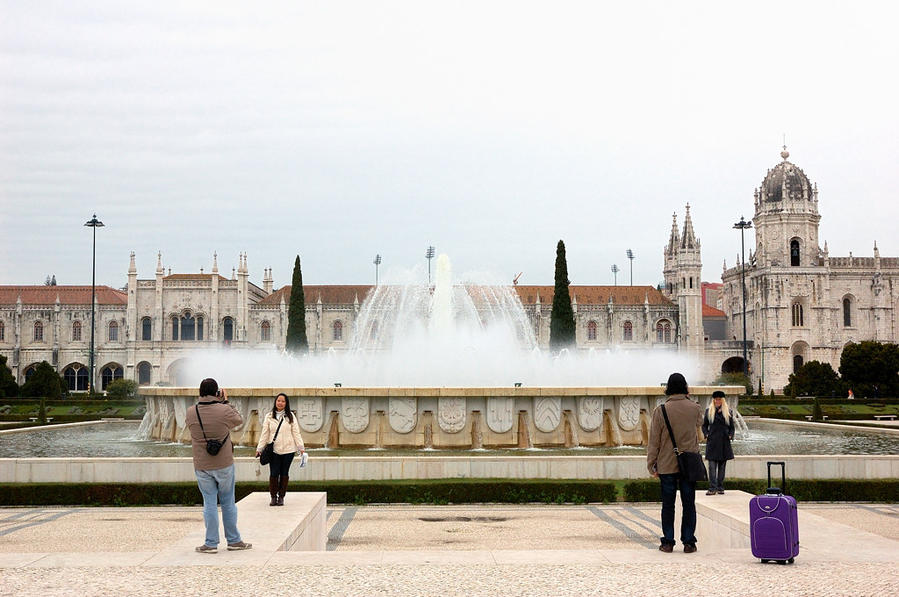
[749,461,799,564]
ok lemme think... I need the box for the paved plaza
[1,500,897,596]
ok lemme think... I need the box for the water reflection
[2,421,897,458]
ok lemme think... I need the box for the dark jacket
[185,396,243,471]
[647,395,703,475]
[702,407,735,461]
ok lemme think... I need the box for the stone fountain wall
[140,386,743,449]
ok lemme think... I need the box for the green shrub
[106,379,138,399]
[715,372,752,395]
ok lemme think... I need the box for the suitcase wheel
[777,560,787,565]
[760,559,769,563]
[788,557,795,564]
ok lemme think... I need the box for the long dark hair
[271,392,294,423]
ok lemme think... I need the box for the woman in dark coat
[702,390,735,495]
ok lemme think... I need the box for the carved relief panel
[388,397,417,434]
[534,396,561,433]
[617,396,640,431]
[295,397,324,433]
[576,396,604,432]
[340,397,369,433]
[486,397,514,433]
[438,397,466,433]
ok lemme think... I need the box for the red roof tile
[0,286,128,306]
[703,304,726,317]
[514,285,673,306]
[258,285,375,306]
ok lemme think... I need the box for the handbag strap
[271,413,285,442]
[660,404,681,456]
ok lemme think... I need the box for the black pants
[708,459,727,491]
[268,452,295,478]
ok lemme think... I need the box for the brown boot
[277,476,289,506]
[269,477,279,506]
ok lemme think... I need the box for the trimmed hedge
[0,479,617,507]
[2,478,896,506]
[623,478,899,502]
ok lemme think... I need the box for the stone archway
[721,356,745,374]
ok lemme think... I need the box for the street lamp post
[84,214,104,394]
[373,254,381,285]
[626,249,635,286]
[733,216,752,378]
[611,264,619,286]
[425,246,435,285]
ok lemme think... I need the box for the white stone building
[721,148,899,392]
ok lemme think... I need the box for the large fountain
[139,255,741,450]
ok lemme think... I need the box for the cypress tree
[286,255,309,354]
[549,240,576,351]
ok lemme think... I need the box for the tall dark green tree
[549,240,576,351]
[286,255,309,354]
[839,341,899,398]
[783,360,841,398]
[19,361,62,400]
[0,355,17,397]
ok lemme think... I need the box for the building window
[623,321,633,342]
[793,355,803,372]
[197,317,204,341]
[261,321,271,342]
[790,239,800,267]
[587,320,597,341]
[656,320,672,343]
[72,321,81,341]
[223,317,234,343]
[108,321,119,342]
[101,364,123,390]
[843,298,852,327]
[333,320,343,341]
[791,302,804,327]
[63,364,89,392]
[180,312,195,341]
[141,317,151,341]
[137,361,152,385]
[24,365,37,382]
[171,316,179,341]
[0,320,4,341]
[33,321,43,342]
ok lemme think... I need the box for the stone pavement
[0,498,897,596]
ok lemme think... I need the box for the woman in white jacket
[255,393,305,506]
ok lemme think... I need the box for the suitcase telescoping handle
[767,461,786,495]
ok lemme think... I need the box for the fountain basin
[139,386,744,449]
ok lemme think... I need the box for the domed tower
[753,147,821,268]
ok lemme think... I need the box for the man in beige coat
[647,372,703,553]
[185,378,251,553]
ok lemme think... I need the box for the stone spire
[212,252,218,274]
[129,251,137,274]
[681,203,698,249]
[666,212,680,255]
[156,252,164,275]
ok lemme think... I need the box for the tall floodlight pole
[626,249,635,286]
[733,216,753,378]
[84,214,104,394]
[373,254,381,285]
[611,264,619,286]
[425,246,435,285]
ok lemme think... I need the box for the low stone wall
[139,386,744,449]
[2,454,896,484]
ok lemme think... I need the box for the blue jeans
[195,464,242,548]
[708,460,727,491]
[659,473,697,546]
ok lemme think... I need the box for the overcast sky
[2,1,897,290]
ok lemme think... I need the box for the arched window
[141,317,151,341]
[137,361,152,385]
[790,239,800,266]
[656,319,672,343]
[180,312,195,341]
[222,317,233,343]
[793,354,803,372]
[33,321,43,342]
[792,302,804,327]
[63,364,89,392]
[843,298,852,327]
[333,320,343,341]
[587,320,597,341]
[171,316,179,341]
[261,321,271,342]
[108,321,119,342]
[197,317,204,341]
[101,364,123,390]
[24,365,38,382]
[72,321,82,341]
[623,321,633,341]
[0,320,4,341]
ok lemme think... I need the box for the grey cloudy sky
[2,1,897,290]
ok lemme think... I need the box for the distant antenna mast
[425,246,436,285]
[512,272,522,286]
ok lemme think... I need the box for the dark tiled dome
[760,148,813,202]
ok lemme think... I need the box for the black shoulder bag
[660,404,708,482]
[259,414,285,466]
[196,404,229,456]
